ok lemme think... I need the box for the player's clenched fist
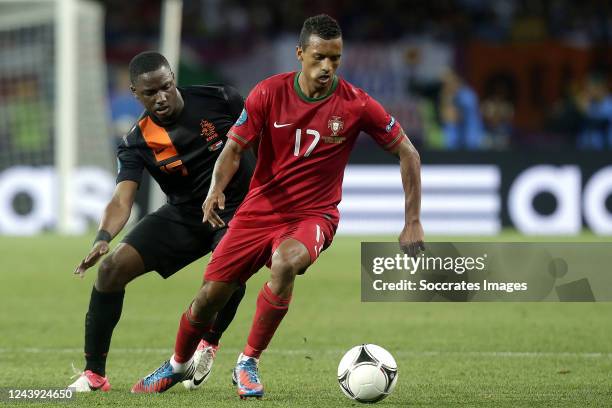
[202,190,226,228]
[74,241,109,278]
[399,220,425,257]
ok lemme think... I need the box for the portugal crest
[328,116,344,137]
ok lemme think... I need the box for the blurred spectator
[576,73,612,149]
[6,77,50,155]
[510,2,548,42]
[109,66,142,144]
[545,79,583,148]
[481,74,515,149]
[97,0,612,152]
[439,68,484,149]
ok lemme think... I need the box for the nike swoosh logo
[273,121,292,128]
[192,371,209,386]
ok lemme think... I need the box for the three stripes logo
[338,165,501,235]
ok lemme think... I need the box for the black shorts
[121,203,236,279]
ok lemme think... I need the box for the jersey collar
[293,72,338,103]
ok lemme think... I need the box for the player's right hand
[74,241,109,278]
[399,220,425,257]
[202,190,226,228]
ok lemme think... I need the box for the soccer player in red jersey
[132,14,424,397]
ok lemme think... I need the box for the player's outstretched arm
[389,130,425,256]
[203,139,245,227]
[74,180,138,278]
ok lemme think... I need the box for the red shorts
[204,216,337,284]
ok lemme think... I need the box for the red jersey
[227,72,406,227]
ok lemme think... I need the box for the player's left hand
[399,220,425,257]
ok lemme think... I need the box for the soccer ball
[337,344,398,403]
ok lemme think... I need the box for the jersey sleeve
[227,82,268,148]
[360,95,406,151]
[116,139,144,185]
[223,85,245,122]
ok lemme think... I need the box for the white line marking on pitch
[0,348,610,358]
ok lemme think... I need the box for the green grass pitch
[1,232,611,407]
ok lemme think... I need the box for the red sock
[174,307,212,363]
[243,283,291,359]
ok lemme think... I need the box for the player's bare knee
[194,281,234,314]
[270,262,305,296]
[272,249,309,280]
[190,294,208,319]
[96,256,127,292]
[270,259,297,285]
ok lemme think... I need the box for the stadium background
[0,1,611,406]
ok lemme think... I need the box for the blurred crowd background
[2,0,612,235]
[104,0,612,151]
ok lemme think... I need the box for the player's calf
[190,280,237,321]
[269,239,311,298]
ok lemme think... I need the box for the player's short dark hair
[298,14,342,50]
[128,51,171,85]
